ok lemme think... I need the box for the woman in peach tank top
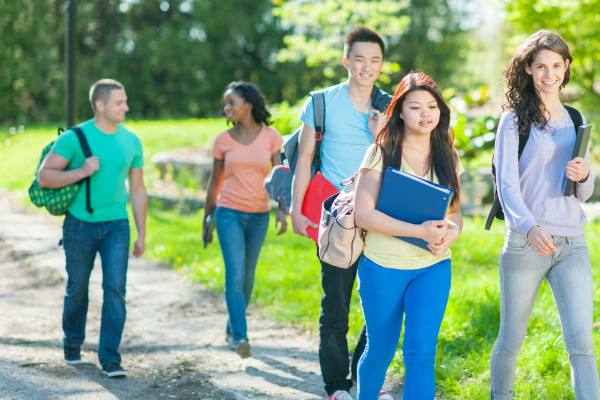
[203,81,285,358]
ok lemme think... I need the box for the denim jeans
[357,256,451,400]
[490,229,599,400]
[62,212,130,368]
[215,207,269,342]
[319,256,368,395]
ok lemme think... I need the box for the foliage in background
[505,0,600,122]
[1,0,473,125]
[274,0,409,87]
[274,0,472,90]
[0,1,64,123]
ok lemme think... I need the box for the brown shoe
[235,340,251,358]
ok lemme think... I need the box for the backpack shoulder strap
[71,126,93,214]
[486,118,529,231]
[310,91,326,171]
[517,130,530,159]
[72,127,92,158]
[311,91,326,138]
[564,105,583,130]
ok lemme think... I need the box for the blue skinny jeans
[356,256,451,400]
[215,206,269,342]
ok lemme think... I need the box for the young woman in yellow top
[354,72,462,399]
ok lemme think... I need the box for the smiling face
[343,41,384,87]
[400,89,440,136]
[525,49,569,96]
[223,89,251,124]
[96,88,129,124]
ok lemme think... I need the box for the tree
[0,0,64,124]
[274,0,408,91]
[506,0,600,114]
[273,0,472,91]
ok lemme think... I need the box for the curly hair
[504,30,572,136]
[376,72,460,205]
[224,81,271,126]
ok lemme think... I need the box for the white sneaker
[328,390,353,400]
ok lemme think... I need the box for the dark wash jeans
[319,255,368,395]
[62,212,130,368]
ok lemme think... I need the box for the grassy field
[2,120,599,399]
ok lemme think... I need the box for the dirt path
[0,193,327,399]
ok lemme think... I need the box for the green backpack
[28,127,94,216]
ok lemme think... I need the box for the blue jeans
[62,213,130,367]
[490,230,599,400]
[357,256,451,400]
[215,207,269,342]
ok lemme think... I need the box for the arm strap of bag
[72,127,94,214]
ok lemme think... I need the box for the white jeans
[490,229,599,400]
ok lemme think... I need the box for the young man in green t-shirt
[39,79,147,378]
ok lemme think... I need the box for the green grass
[2,119,599,399]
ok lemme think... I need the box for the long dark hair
[225,81,272,125]
[504,30,572,136]
[376,72,460,205]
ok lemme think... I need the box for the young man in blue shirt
[290,27,391,400]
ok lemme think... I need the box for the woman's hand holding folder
[427,220,460,256]
[419,220,448,245]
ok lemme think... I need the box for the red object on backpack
[301,172,338,242]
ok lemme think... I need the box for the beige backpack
[317,175,365,268]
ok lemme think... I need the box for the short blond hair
[89,79,124,112]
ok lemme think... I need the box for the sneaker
[102,364,126,378]
[378,390,394,400]
[328,390,353,400]
[64,346,83,365]
[235,340,251,359]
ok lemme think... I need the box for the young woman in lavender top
[489,30,598,400]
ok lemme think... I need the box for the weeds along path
[0,192,323,399]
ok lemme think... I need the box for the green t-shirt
[52,119,144,222]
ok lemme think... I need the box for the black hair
[224,81,271,125]
[344,26,385,58]
[377,72,460,205]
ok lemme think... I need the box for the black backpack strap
[565,105,583,130]
[71,127,94,214]
[311,91,326,172]
[484,122,531,230]
[484,199,501,230]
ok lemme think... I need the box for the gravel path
[0,193,327,399]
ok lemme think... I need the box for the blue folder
[375,167,454,250]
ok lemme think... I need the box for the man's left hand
[133,238,145,257]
